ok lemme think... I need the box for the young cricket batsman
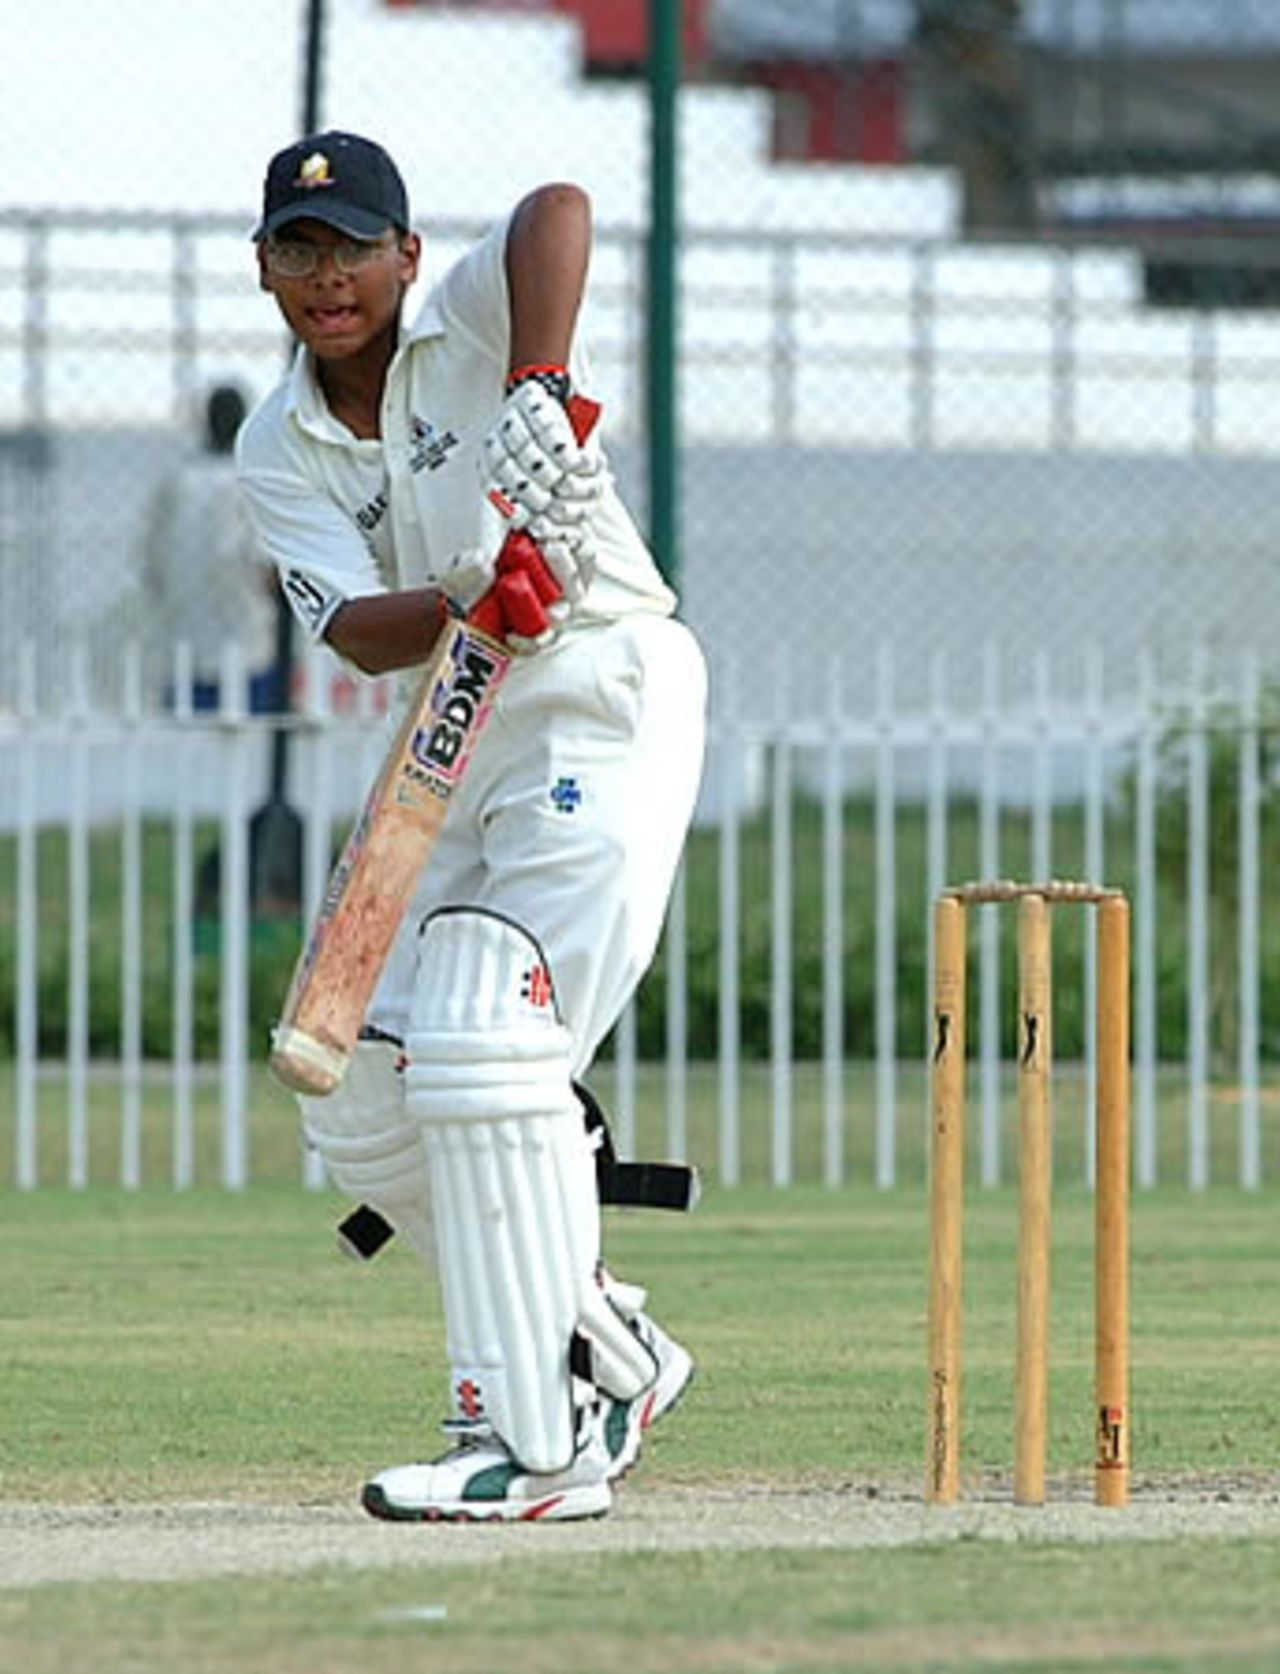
[236,130,707,1522]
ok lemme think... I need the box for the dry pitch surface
[7,1475,1280,1588]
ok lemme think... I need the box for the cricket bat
[270,397,598,1096]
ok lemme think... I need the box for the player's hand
[434,544,499,613]
[482,379,603,528]
[524,519,597,610]
[470,389,602,648]
[468,532,563,653]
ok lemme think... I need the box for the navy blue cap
[253,131,409,240]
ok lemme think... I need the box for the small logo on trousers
[550,776,582,813]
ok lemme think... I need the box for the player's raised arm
[480,184,604,623]
[504,182,592,372]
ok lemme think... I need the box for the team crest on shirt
[409,415,458,474]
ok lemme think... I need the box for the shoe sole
[361,1480,612,1525]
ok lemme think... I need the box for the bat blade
[269,621,512,1094]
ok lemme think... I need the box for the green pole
[647,0,680,589]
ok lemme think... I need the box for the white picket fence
[2,636,1276,1192]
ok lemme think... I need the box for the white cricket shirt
[235,211,675,643]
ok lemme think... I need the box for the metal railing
[3,634,1275,1194]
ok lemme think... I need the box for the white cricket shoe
[361,1317,695,1523]
[602,1311,695,1482]
[361,1424,614,1524]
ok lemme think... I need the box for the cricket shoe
[360,1312,694,1523]
[361,1422,615,1524]
[600,1311,696,1483]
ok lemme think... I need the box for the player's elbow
[512,182,592,247]
[527,181,590,217]
[324,605,383,677]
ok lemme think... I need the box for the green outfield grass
[8,1541,1280,1674]
[2,1180,1276,1494]
[1,1168,1278,1673]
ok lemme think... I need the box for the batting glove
[524,519,597,611]
[433,544,499,614]
[469,532,564,654]
[482,375,603,529]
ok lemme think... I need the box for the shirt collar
[282,297,446,439]
[405,287,445,343]
[283,346,347,441]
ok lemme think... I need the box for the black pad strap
[335,1078,698,1260]
[600,1158,701,1212]
[574,1079,699,1210]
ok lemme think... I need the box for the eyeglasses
[264,235,398,278]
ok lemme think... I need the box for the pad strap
[338,1079,697,1258]
[300,1034,434,1266]
[578,1080,702,1212]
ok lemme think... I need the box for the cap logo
[293,152,335,190]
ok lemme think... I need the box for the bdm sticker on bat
[412,631,510,786]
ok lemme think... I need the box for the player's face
[258,219,421,361]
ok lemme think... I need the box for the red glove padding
[468,531,563,647]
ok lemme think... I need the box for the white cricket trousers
[368,612,707,1075]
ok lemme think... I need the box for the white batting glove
[482,379,601,528]
[525,520,597,611]
[432,545,497,613]
[536,452,607,528]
